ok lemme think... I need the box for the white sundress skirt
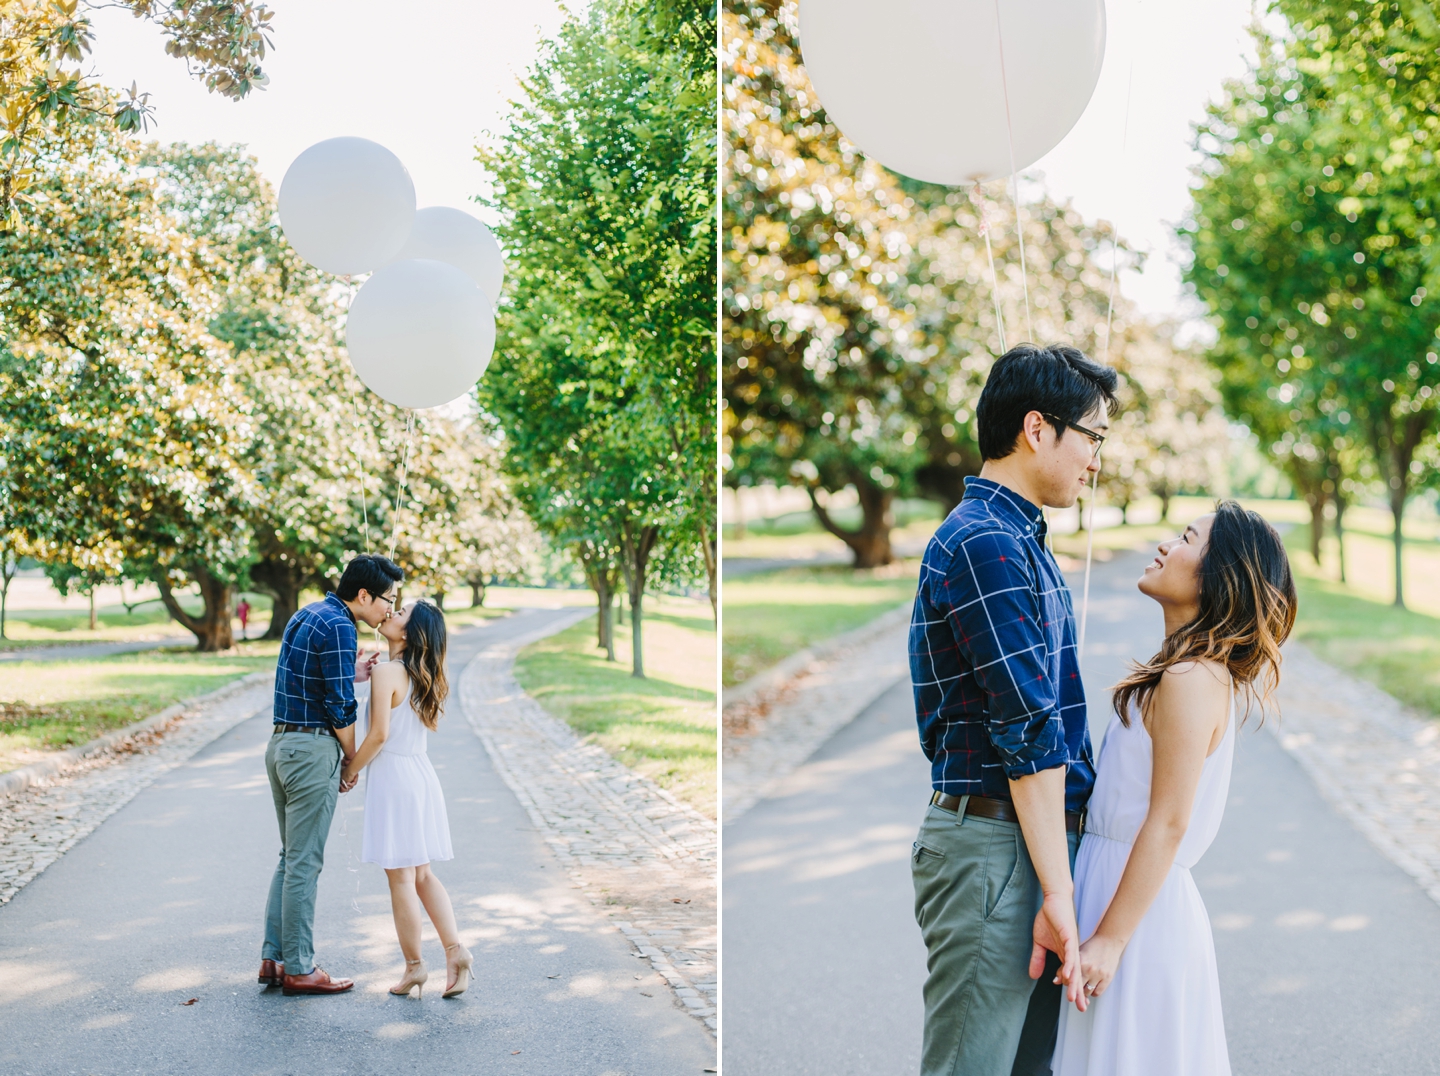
[358,684,453,870]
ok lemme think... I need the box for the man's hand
[1029,891,1084,1009]
[339,757,359,793]
[353,651,380,684]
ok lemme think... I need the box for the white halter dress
[1053,696,1236,1076]
[358,673,453,870]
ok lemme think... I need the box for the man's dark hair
[975,343,1120,461]
[336,554,404,602]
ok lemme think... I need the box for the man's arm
[1009,766,1082,1006]
[940,528,1081,1002]
[317,615,359,737]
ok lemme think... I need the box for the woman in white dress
[341,599,474,1000]
[1053,500,1297,1076]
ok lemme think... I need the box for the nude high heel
[389,958,427,998]
[442,943,473,998]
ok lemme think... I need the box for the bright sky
[1023,0,1262,328]
[85,0,570,226]
[84,0,1263,329]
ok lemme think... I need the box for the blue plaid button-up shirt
[273,592,359,730]
[909,477,1094,813]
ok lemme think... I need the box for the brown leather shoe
[258,959,285,986]
[281,966,354,996]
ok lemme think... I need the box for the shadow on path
[721,549,1440,1076]
[0,611,713,1076]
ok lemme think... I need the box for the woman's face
[378,599,414,645]
[1138,513,1213,611]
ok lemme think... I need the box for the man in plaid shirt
[259,553,403,996]
[909,344,1117,1076]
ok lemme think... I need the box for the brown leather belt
[931,791,1084,833]
[274,723,337,739]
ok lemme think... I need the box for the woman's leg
[413,863,461,949]
[413,864,468,988]
[384,867,425,964]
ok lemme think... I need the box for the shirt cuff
[1001,747,1069,780]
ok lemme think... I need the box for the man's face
[354,584,398,629]
[1036,405,1107,510]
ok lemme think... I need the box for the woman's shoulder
[371,660,410,688]
[1158,658,1231,690]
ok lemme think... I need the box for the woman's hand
[340,761,360,790]
[1076,933,1127,1004]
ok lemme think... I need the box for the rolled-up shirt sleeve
[316,615,359,730]
[935,528,1067,777]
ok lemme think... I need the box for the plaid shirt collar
[324,590,357,626]
[962,476,1048,539]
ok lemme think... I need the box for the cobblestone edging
[722,603,911,824]
[1270,641,1440,908]
[458,608,718,1033]
[0,673,275,906]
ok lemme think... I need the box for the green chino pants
[912,800,1082,1076]
[262,731,342,976]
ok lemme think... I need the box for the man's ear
[1019,410,1048,454]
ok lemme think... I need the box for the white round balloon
[279,137,416,275]
[345,259,494,409]
[799,0,1106,185]
[386,206,504,304]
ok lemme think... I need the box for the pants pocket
[983,826,1023,921]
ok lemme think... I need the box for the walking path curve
[722,549,1440,1076]
[0,607,715,1076]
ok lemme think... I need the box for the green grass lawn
[1282,523,1440,719]
[0,643,278,772]
[721,561,918,688]
[512,596,717,818]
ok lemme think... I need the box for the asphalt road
[0,609,714,1076]
[722,548,1440,1075]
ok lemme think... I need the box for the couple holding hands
[256,554,472,1000]
[909,345,1297,1076]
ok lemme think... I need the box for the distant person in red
[237,599,251,641]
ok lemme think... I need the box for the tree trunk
[730,488,746,540]
[1305,491,1326,567]
[0,564,12,641]
[578,540,618,662]
[619,521,660,679]
[1333,488,1347,584]
[808,475,894,568]
[697,510,717,624]
[469,578,486,607]
[1390,482,1407,609]
[433,590,445,611]
[1158,486,1173,524]
[250,556,306,641]
[156,567,235,652]
[88,589,97,631]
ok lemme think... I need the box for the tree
[0,119,259,650]
[1185,20,1440,606]
[478,0,714,675]
[724,0,1163,561]
[144,141,370,638]
[1,0,274,225]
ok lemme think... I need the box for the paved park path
[723,548,1440,1076]
[0,609,715,1076]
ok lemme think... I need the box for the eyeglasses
[1043,414,1106,458]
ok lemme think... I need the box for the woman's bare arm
[1076,660,1230,1000]
[344,663,405,776]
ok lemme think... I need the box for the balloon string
[992,0,1032,343]
[972,182,1008,354]
[342,276,373,553]
[1102,57,1136,364]
[1077,463,1100,666]
[386,412,415,563]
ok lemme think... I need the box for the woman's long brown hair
[1113,500,1298,727]
[401,600,449,731]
